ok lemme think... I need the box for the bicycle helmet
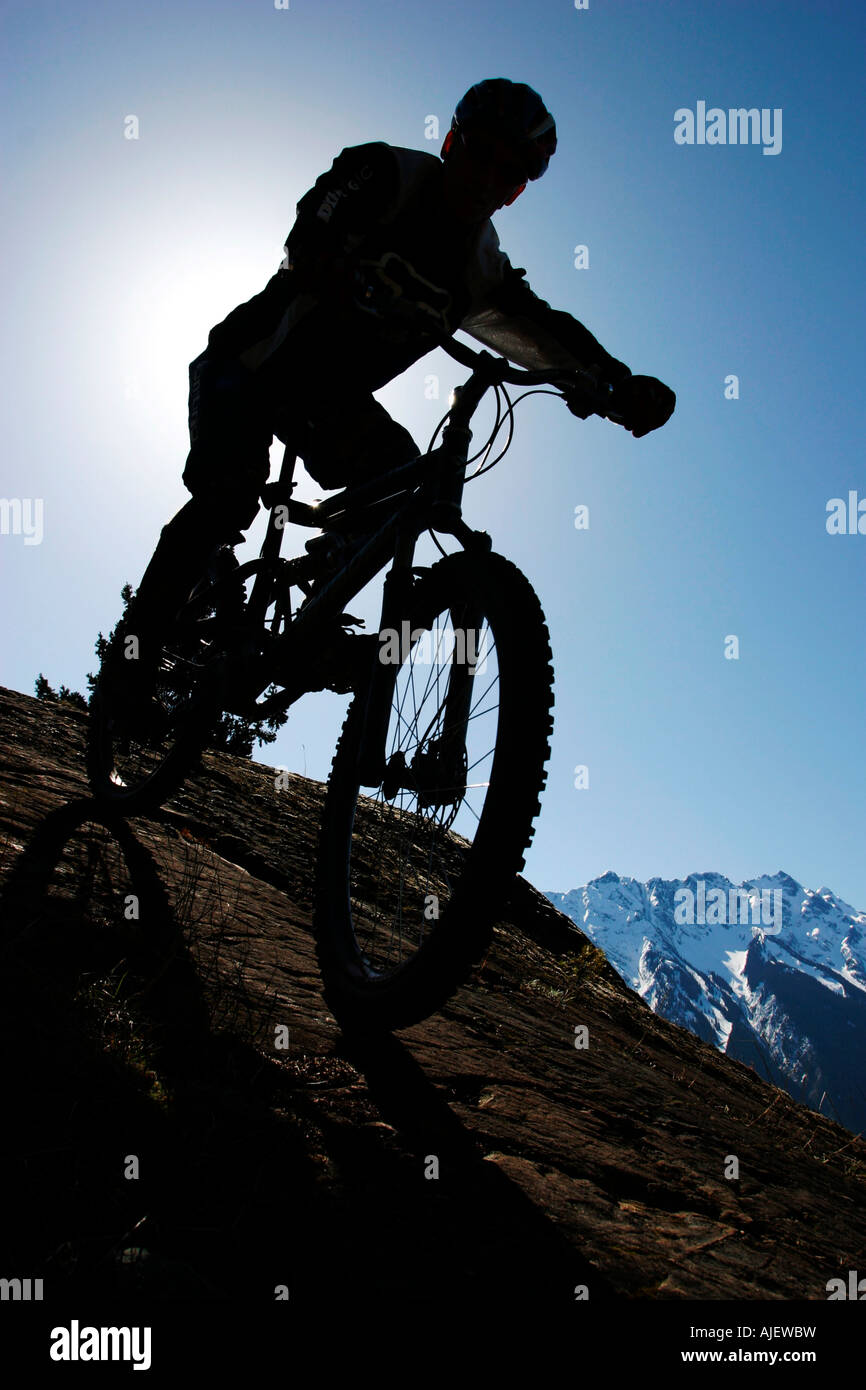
[441,79,557,186]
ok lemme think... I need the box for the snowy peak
[546,871,866,1135]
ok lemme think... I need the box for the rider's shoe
[96,622,168,737]
[98,659,168,739]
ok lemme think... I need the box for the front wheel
[313,549,555,1032]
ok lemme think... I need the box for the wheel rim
[345,605,499,981]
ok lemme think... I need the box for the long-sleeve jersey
[205,141,632,392]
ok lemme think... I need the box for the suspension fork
[357,542,488,791]
[437,594,487,767]
[356,522,418,786]
[426,386,486,772]
[355,374,492,789]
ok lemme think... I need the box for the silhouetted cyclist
[111,78,674,707]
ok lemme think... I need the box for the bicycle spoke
[338,593,503,978]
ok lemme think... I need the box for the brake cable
[467,387,566,480]
[423,376,569,551]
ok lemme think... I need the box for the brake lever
[557,376,605,421]
[558,373,627,425]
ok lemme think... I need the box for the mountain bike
[87,320,620,1031]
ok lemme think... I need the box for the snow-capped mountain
[546,871,866,1136]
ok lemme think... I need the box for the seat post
[276,439,297,486]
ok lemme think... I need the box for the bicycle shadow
[0,797,609,1306]
[0,798,329,1300]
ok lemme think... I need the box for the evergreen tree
[36,582,289,757]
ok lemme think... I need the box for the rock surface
[1,684,864,1307]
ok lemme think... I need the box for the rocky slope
[1,684,865,1310]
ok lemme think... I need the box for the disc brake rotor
[382,738,469,828]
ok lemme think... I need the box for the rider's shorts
[182,311,421,527]
[284,385,420,490]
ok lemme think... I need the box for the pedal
[339,612,366,630]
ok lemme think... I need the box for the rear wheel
[314,549,555,1032]
[86,559,237,814]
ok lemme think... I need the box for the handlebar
[435,332,618,421]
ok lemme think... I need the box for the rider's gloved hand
[607,374,676,437]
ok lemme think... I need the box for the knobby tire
[314,549,555,1032]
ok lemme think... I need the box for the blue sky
[2,0,864,906]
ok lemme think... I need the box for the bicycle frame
[201,337,609,786]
